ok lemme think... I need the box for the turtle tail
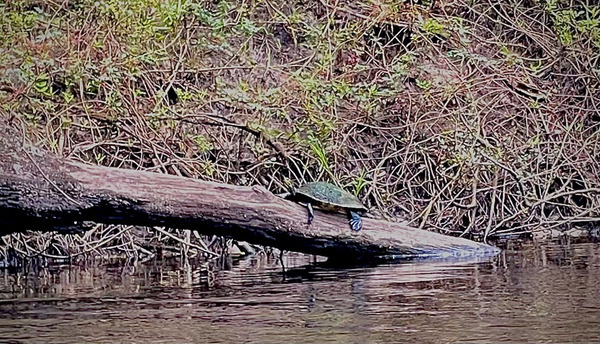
[348,211,363,231]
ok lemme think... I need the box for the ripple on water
[0,241,598,344]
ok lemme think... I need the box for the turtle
[284,181,368,231]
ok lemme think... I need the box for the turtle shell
[295,182,367,211]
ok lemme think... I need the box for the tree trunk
[0,119,499,260]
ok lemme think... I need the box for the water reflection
[0,241,598,343]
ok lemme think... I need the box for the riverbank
[1,0,598,259]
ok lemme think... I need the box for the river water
[0,240,598,343]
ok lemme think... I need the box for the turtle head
[349,211,363,231]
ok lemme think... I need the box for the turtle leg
[306,202,315,225]
[347,210,363,231]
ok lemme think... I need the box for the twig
[154,227,218,257]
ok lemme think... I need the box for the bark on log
[0,120,499,260]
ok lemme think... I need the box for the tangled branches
[0,0,598,260]
[0,224,264,266]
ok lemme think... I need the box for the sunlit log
[0,120,499,260]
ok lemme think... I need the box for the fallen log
[0,119,499,260]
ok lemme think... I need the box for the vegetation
[1,0,599,260]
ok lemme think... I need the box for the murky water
[0,240,598,343]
